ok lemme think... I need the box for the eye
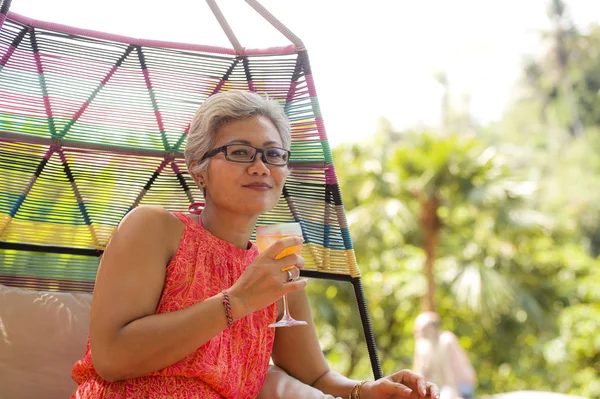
[265,148,284,158]
[228,146,252,157]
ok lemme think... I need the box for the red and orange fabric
[71,212,277,398]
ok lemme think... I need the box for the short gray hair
[184,91,291,173]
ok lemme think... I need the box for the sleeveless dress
[71,212,278,398]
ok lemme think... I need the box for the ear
[189,161,207,188]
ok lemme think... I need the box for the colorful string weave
[0,3,361,294]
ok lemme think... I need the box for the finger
[275,253,304,270]
[280,278,308,295]
[378,379,413,397]
[280,266,301,282]
[282,269,294,285]
[263,236,303,259]
[426,382,439,399]
[393,370,428,396]
[289,266,301,280]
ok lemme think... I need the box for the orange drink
[255,222,307,328]
[255,223,303,258]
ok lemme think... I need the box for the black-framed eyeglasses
[200,144,291,166]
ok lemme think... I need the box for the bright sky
[8,0,600,146]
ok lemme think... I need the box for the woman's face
[414,323,439,340]
[200,115,289,216]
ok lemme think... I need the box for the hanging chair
[0,0,382,379]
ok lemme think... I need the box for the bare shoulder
[93,206,183,305]
[119,205,175,228]
[112,205,184,255]
[118,205,182,234]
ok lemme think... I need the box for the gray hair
[184,91,291,174]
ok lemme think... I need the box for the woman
[413,312,476,399]
[71,91,439,399]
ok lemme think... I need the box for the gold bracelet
[348,384,357,399]
[350,380,368,399]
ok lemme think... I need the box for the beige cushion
[0,283,340,399]
[0,283,92,399]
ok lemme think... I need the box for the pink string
[188,202,205,215]
[7,11,297,56]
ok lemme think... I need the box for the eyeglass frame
[200,144,291,166]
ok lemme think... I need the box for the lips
[243,182,272,189]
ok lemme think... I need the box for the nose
[248,152,270,176]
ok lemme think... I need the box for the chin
[239,200,278,216]
[247,193,280,210]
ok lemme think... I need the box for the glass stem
[281,294,292,319]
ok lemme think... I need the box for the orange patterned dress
[71,212,278,398]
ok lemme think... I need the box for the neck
[200,205,258,249]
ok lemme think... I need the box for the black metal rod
[300,270,352,282]
[352,277,383,380]
[0,241,102,256]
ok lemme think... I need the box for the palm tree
[336,127,544,318]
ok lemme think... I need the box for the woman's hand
[360,370,439,399]
[228,236,306,319]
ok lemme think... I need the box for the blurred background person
[413,312,477,399]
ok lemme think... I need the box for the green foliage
[310,121,599,396]
[307,5,599,396]
[522,6,600,134]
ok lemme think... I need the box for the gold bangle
[355,380,368,399]
[349,384,357,399]
[349,380,368,399]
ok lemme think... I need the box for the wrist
[220,290,234,327]
[349,380,369,399]
[226,289,250,321]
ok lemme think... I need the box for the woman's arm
[271,291,440,399]
[91,206,307,383]
[271,289,358,398]
[90,206,243,382]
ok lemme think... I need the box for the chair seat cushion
[0,283,341,399]
[0,284,92,399]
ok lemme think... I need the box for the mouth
[242,183,272,190]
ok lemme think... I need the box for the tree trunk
[419,195,441,312]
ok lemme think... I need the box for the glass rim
[255,222,302,236]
